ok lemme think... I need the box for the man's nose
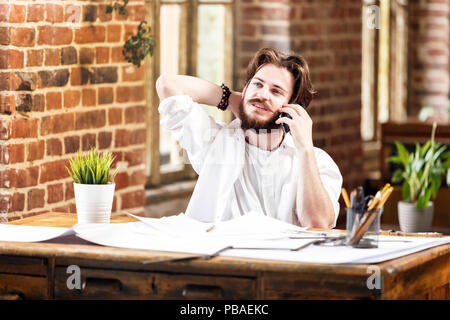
[256,87,270,101]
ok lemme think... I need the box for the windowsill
[145,179,196,205]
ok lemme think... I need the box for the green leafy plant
[388,122,450,209]
[106,0,129,16]
[66,148,119,184]
[123,21,156,67]
[106,1,156,67]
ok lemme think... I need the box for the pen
[341,188,351,209]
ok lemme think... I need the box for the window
[361,0,408,142]
[145,0,234,187]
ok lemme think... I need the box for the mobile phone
[278,112,292,133]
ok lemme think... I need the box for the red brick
[28,4,45,22]
[41,113,75,136]
[82,88,96,107]
[64,136,80,154]
[122,65,145,81]
[0,94,15,115]
[8,144,25,164]
[79,47,95,64]
[39,159,70,184]
[114,129,130,147]
[130,169,146,186]
[12,193,25,212]
[108,108,122,125]
[15,166,39,188]
[27,140,45,161]
[65,182,74,200]
[0,118,11,140]
[130,128,147,145]
[10,4,26,23]
[38,26,72,45]
[75,110,106,130]
[75,26,105,44]
[0,27,10,45]
[107,25,121,42]
[26,49,43,67]
[47,183,64,204]
[10,27,36,47]
[98,131,112,149]
[98,87,113,105]
[11,118,38,139]
[47,138,63,156]
[120,189,145,210]
[123,24,138,42]
[70,67,90,86]
[0,4,10,22]
[111,46,125,62]
[82,133,96,150]
[44,48,61,66]
[27,188,45,210]
[116,86,131,102]
[124,148,146,166]
[0,194,11,213]
[46,91,62,110]
[0,49,24,69]
[115,172,129,190]
[46,3,64,23]
[130,85,146,101]
[128,5,146,21]
[96,47,109,64]
[125,106,146,124]
[98,5,113,22]
[63,90,81,108]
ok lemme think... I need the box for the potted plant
[388,122,450,232]
[66,148,119,224]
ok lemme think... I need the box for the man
[156,48,342,228]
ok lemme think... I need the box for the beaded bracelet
[217,83,231,111]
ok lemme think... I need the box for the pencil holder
[346,208,382,248]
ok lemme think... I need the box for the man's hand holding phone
[275,104,314,151]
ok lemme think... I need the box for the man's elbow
[156,74,177,100]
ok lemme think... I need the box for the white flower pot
[397,201,434,233]
[73,183,115,224]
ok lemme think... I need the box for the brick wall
[235,0,363,225]
[408,0,449,118]
[0,0,147,221]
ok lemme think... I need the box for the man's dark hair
[244,48,316,108]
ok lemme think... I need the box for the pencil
[341,188,351,209]
[206,225,215,232]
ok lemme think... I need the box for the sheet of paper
[127,211,308,240]
[221,235,450,264]
[73,222,230,255]
[0,224,74,242]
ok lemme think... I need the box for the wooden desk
[0,212,449,300]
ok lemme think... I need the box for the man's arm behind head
[156,74,241,117]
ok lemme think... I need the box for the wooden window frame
[145,0,234,188]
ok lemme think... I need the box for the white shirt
[159,95,343,228]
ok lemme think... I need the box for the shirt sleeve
[314,148,343,229]
[158,95,225,173]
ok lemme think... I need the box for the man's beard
[238,98,281,131]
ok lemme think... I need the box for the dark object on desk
[278,112,292,133]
